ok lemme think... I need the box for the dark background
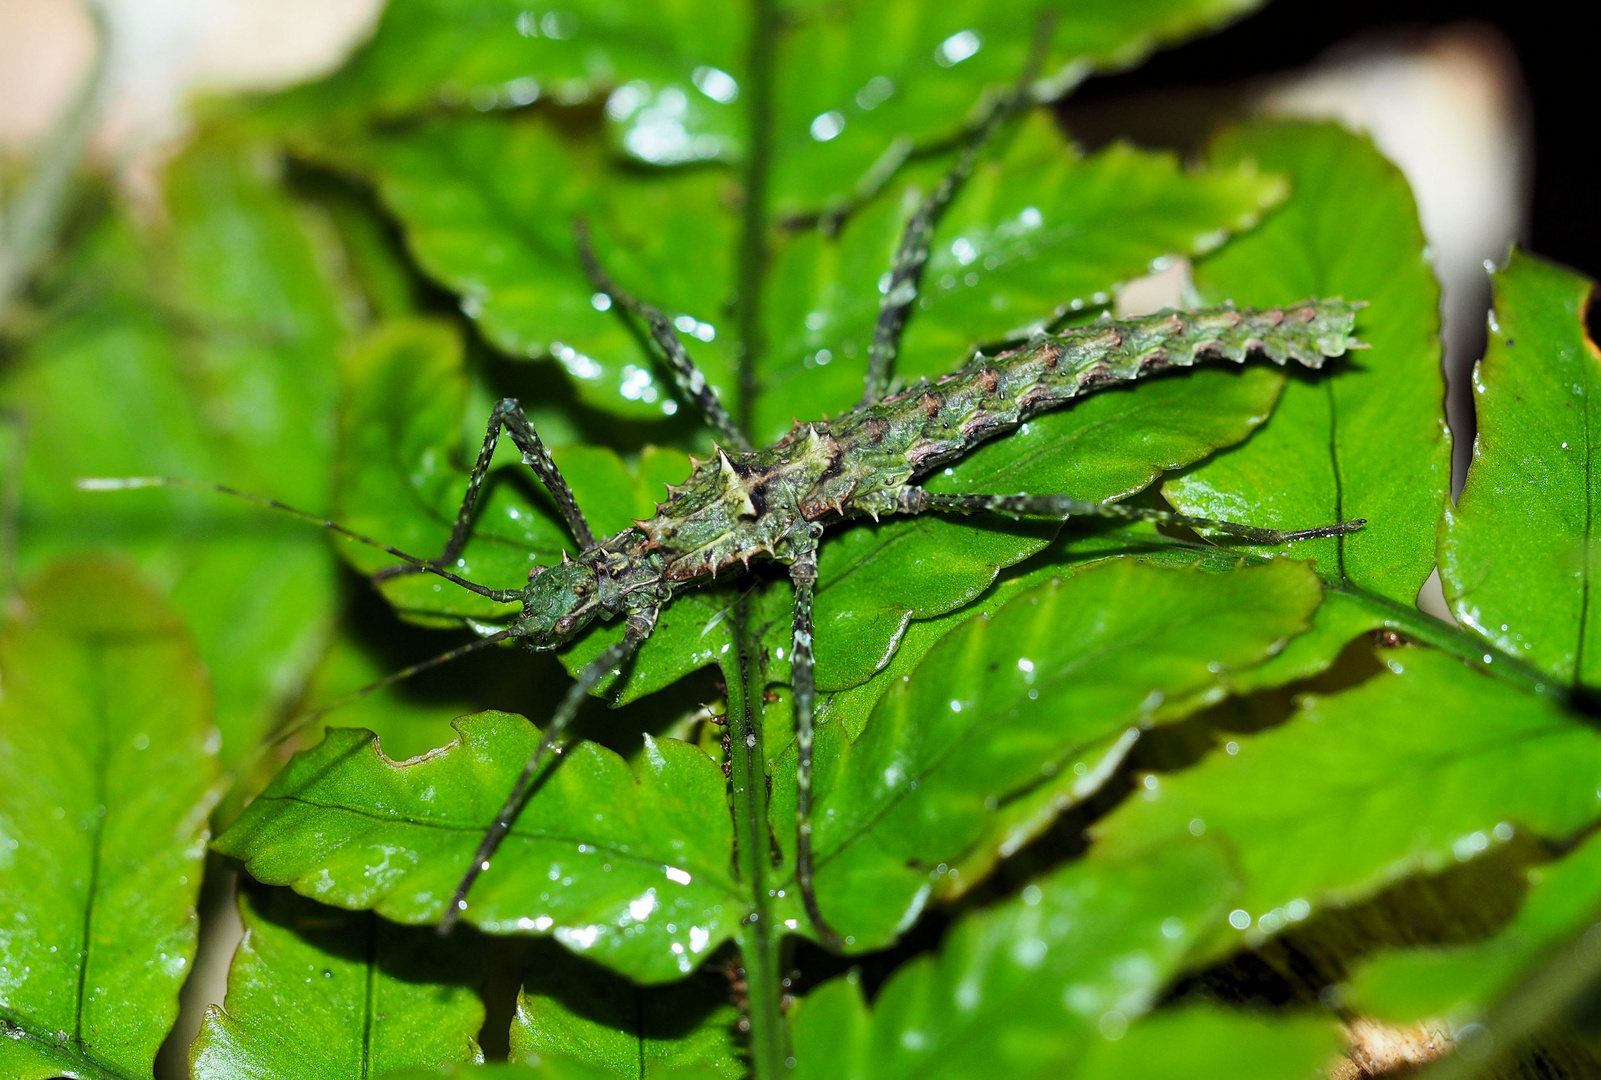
[1073,0,1594,282]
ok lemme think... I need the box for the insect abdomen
[835,300,1361,488]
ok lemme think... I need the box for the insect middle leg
[903,490,1365,543]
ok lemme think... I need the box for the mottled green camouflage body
[527,299,1360,642]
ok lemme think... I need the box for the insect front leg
[787,544,844,949]
[904,489,1366,543]
[440,604,660,932]
[574,222,750,452]
[379,399,597,583]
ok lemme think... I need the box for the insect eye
[555,616,576,634]
[528,564,547,581]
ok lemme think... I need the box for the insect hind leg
[908,490,1365,544]
[439,605,658,932]
[787,545,844,949]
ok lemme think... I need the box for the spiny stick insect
[84,86,1365,949]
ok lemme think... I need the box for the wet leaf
[214,712,739,984]
[0,560,218,1080]
[771,558,1320,947]
[1166,121,1449,606]
[1349,830,1601,1026]
[755,113,1287,440]
[190,883,482,1079]
[1438,251,1601,690]
[1094,648,1601,958]
[788,843,1233,1080]
[511,942,742,1077]
[327,116,738,419]
[2,137,348,760]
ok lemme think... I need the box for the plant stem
[725,596,785,1080]
[1329,581,1571,706]
[733,0,777,436]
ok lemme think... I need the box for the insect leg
[858,26,1053,408]
[788,546,844,949]
[906,490,1366,543]
[574,221,751,452]
[392,399,596,586]
[439,604,659,932]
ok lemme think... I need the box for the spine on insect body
[630,299,1360,581]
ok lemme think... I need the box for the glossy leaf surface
[190,884,482,1078]
[1439,251,1601,689]
[1349,829,1601,1025]
[0,561,218,1080]
[215,713,739,984]
[1095,648,1601,956]
[1165,121,1449,606]
[788,843,1233,1080]
[775,558,1320,947]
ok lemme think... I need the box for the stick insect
[85,90,1364,949]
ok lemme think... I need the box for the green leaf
[510,942,742,1077]
[788,843,1234,1080]
[1439,251,1601,690]
[3,136,348,760]
[1165,121,1450,605]
[1349,830,1601,1025]
[0,560,219,1080]
[214,713,740,984]
[190,884,483,1079]
[772,558,1320,947]
[336,116,737,419]
[798,365,1286,690]
[1094,647,1601,957]
[1069,1007,1340,1080]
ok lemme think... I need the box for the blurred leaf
[511,943,742,1077]
[261,0,1267,204]
[1094,648,1601,958]
[0,560,218,1080]
[3,137,349,760]
[382,1060,724,1080]
[1349,830,1601,1026]
[1069,1007,1340,1080]
[1166,121,1449,606]
[332,116,737,419]
[788,843,1233,1080]
[214,713,739,984]
[1439,251,1601,690]
[770,558,1320,947]
[190,883,482,1079]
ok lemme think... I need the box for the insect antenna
[75,475,523,602]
